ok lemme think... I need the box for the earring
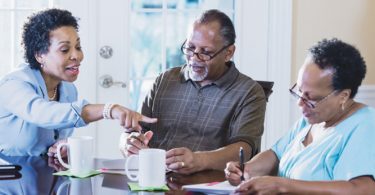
[341,102,346,111]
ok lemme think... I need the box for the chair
[255,80,274,101]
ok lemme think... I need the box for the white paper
[99,159,128,175]
[182,180,236,194]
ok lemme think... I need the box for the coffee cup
[56,136,94,175]
[125,148,166,188]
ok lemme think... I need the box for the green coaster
[128,182,169,191]
[53,170,101,178]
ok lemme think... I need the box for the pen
[239,147,244,181]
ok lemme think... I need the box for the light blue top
[272,106,375,181]
[0,64,89,156]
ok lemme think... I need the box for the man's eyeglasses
[180,40,233,62]
[289,83,337,109]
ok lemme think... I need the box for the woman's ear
[34,52,44,64]
[340,89,352,102]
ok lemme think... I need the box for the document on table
[182,180,236,194]
[99,159,127,175]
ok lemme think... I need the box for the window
[128,0,235,110]
[0,0,60,77]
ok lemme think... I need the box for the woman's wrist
[102,103,116,119]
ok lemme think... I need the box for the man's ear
[225,45,235,62]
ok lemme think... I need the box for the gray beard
[188,65,208,82]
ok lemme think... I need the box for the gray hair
[196,9,236,45]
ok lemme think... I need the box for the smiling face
[36,26,83,85]
[185,21,235,86]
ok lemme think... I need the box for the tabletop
[0,156,226,195]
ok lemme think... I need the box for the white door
[60,0,130,159]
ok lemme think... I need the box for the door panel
[95,0,130,158]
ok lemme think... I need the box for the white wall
[235,0,293,150]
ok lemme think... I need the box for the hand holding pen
[224,147,246,186]
[239,147,245,181]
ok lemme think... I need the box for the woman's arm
[245,149,279,177]
[236,175,375,195]
[225,149,279,185]
[81,104,157,130]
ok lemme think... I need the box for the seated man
[120,9,266,174]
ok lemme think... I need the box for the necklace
[48,87,57,101]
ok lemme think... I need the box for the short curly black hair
[308,38,366,98]
[22,8,79,69]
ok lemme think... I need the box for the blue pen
[239,147,244,181]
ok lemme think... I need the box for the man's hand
[120,131,153,156]
[166,147,204,175]
[47,139,67,158]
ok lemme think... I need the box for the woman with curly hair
[0,8,156,156]
[225,38,375,194]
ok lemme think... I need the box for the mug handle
[56,143,70,169]
[55,179,70,195]
[125,155,138,181]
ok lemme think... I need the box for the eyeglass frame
[289,83,338,109]
[180,40,234,62]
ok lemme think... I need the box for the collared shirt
[272,106,375,181]
[141,62,266,155]
[0,64,88,156]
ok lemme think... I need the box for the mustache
[188,62,205,67]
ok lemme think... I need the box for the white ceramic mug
[56,177,93,195]
[125,148,166,188]
[56,136,94,175]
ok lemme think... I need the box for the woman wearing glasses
[225,38,375,194]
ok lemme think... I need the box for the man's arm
[166,141,251,174]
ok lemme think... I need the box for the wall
[292,0,375,84]
[290,0,375,125]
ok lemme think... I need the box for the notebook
[182,180,236,194]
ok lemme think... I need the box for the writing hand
[225,161,243,186]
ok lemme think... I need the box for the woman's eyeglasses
[289,83,337,109]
